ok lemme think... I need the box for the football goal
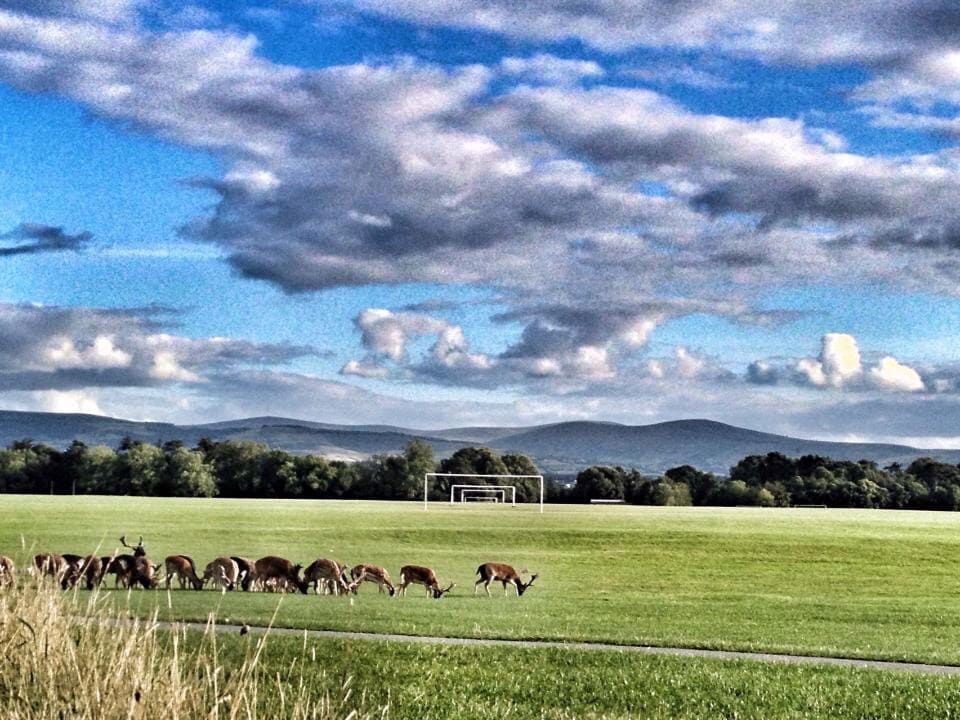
[423,473,545,513]
[453,485,512,505]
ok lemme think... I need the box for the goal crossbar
[452,484,513,505]
[424,472,544,513]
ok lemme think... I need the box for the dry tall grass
[0,578,386,719]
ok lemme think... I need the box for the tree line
[0,438,541,501]
[570,453,960,510]
[3,438,960,510]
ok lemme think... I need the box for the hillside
[0,410,957,474]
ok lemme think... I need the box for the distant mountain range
[0,410,957,475]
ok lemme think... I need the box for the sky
[2,1,960,444]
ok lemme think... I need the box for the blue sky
[2,0,960,443]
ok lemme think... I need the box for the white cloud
[500,54,603,84]
[37,389,103,415]
[869,356,925,392]
[340,359,389,378]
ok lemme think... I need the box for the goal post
[461,490,502,503]
[424,473,544,513]
[451,484,514,505]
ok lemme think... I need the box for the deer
[349,563,395,596]
[60,554,86,589]
[230,556,256,591]
[397,565,454,599]
[112,535,156,589]
[202,557,240,591]
[79,555,105,590]
[33,553,69,584]
[474,562,538,597]
[0,555,15,587]
[304,558,353,595]
[164,555,204,590]
[254,556,309,595]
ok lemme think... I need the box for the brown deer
[304,558,353,595]
[254,556,309,595]
[230,556,256,591]
[349,563,395,596]
[202,557,239,591]
[60,554,86,589]
[113,536,155,589]
[474,562,538,597]
[34,553,68,584]
[0,555,15,587]
[164,555,204,590]
[397,565,454,598]
[76,555,105,590]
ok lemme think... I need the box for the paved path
[158,620,960,676]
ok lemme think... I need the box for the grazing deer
[79,555,105,590]
[202,557,239,591]
[474,562,538,597]
[397,565,454,599]
[230,556,256,591]
[114,536,155,589]
[103,554,133,588]
[0,555,15,587]
[304,558,353,595]
[349,563,395,596]
[164,555,204,590]
[34,553,68,584]
[60,553,85,589]
[254,556,309,595]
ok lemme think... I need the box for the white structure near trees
[423,473,544,513]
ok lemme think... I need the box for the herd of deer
[0,536,539,599]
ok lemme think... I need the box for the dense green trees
[5,436,960,511]
[0,437,541,503]
[571,452,960,510]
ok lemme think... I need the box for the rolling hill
[0,410,957,474]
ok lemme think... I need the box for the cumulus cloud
[748,333,926,394]
[0,223,92,256]
[0,303,315,392]
[869,356,926,392]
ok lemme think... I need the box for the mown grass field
[4,494,960,666]
[219,635,960,720]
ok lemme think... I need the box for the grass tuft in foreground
[0,579,385,720]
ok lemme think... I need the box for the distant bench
[590,499,626,504]
[793,504,828,509]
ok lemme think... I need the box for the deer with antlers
[475,562,538,597]
[164,555,204,590]
[350,563,395,596]
[397,565,454,599]
[109,535,156,589]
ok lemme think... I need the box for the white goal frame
[424,473,544,513]
[454,485,512,505]
[461,491,502,503]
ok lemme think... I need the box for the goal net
[424,473,544,513]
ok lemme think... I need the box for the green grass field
[4,494,960,666]
[212,635,960,720]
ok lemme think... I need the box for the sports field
[4,494,960,665]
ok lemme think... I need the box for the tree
[574,466,625,501]
[207,440,268,497]
[401,440,435,500]
[664,465,716,505]
[164,447,217,497]
[113,442,164,495]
